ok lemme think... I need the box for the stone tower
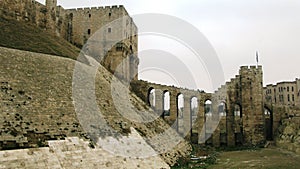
[240,65,265,145]
[64,6,139,82]
[45,0,57,31]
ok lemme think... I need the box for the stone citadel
[0,0,139,82]
[0,0,299,148]
[0,0,300,167]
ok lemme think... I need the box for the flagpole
[256,51,259,68]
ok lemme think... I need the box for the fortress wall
[64,5,138,82]
[0,47,85,150]
[0,0,139,83]
[206,66,265,147]
[130,80,211,142]
[64,5,137,48]
[0,47,192,166]
[131,66,265,147]
[0,0,38,23]
[1,1,268,149]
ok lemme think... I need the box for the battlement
[240,65,262,70]
[239,65,262,76]
[66,5,125,12]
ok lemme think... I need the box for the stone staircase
[0,130,170,169]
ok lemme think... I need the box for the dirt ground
[209,147,300,169]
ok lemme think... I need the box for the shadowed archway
[264,106,273,141]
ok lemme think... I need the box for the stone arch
[190,96,199,143]
[147,87,155,108]
[204,99,213,145]
[177,93,184,118]
[234,103,243,145]
[177,93,184,134]
[217,101,227,146]
[190,97,199,117]
[234,104,242,118]
[163,91,170,117]
[218,101,226,116]
[204,99,212,116]
[264,105,273,141]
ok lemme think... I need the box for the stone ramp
[0,128,170,169]
[0,46,191,166]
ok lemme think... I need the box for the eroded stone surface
[0,47,191,166]
[0,134,170,169]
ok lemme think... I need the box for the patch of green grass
[0,16,80,59]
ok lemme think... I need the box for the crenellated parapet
[66,5,126,12]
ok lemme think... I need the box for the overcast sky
[37,0,300,92]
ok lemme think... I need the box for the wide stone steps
[0,135,170,169]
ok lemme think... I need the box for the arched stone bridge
[131,66,268,147]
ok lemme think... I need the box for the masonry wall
[130,80,211,143]
[0,0,139,82]
[0,47,192,166]
[199,66,265,147]
[239,66,265,145]
[65,5,138,82]
[130,66,265,147]
[131,66,265,147]
[0,0,38,23]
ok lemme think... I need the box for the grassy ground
[0,16,80,59]
[208,147,300,169]
[172,145,300,169]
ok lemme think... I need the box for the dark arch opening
[234,103,243,145]
[264,106,273,141]
[130,45,133,54]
